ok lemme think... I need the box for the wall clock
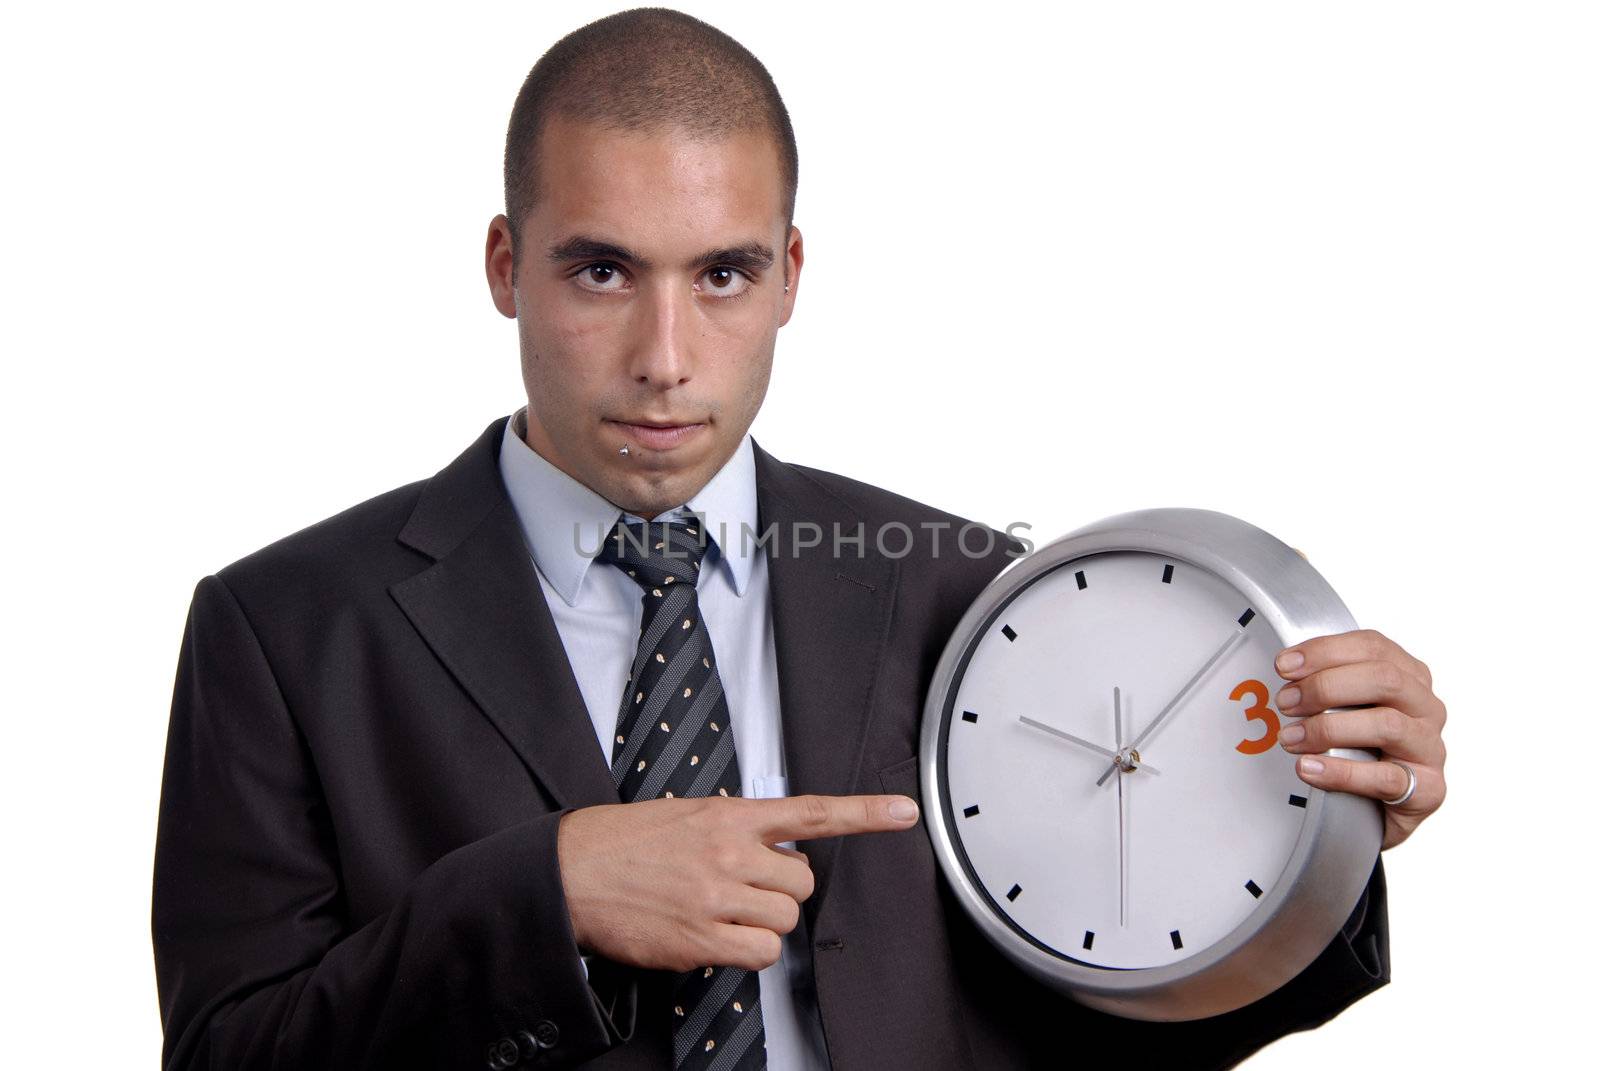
[920,508,1381,1020]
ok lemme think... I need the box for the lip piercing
[619,444,630,456]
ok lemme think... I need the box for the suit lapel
[385,417,901,920]
[753,440,898,917]
[389,416,621,812]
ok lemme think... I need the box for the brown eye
[575,262,626,293]
[696,265,751,298]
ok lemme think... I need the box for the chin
[598,467,676,516]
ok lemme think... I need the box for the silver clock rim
[918,507,1383,1021]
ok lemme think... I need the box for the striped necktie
[593,515,767,1070]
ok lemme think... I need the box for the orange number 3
[1231,679,1281,755]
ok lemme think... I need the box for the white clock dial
[942,550,1309,970]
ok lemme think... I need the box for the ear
[485,214,518,319]
[779,224,804,328]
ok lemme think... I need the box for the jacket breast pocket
[876,752,934,881]
[877,753,922,802]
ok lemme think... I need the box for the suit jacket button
[486,1037,519,1068]
[532,1020,560,1049]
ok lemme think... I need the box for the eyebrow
[546,235,776,274]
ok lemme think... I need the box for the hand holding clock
[1272,628,1447,850]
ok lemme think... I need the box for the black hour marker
[1170,930,1183,950]
[1162,563,1174,584]
[1245,879,1263,899]
[962,710,979,724]
[1082,931,1095,950]
[963,804,980,818]
[1238,608,1256,628]
[1001,624,1017,642]
[1075,570,1087,590]
[1289,793,1308,808]
[1006,883,1022,902]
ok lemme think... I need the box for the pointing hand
[557,793,920,972]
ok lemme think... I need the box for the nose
[625,277,694,390]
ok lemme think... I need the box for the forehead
[528,114,786,246]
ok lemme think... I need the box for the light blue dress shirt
[497,406,830,1070]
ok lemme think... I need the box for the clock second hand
[1116,686,1129,928]
[1095,629,1246,787]
[1017,716,1163,775]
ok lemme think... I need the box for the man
[152,8,1447,1069]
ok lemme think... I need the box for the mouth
[607,418,706,452]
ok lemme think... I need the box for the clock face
[940,550,1312,971]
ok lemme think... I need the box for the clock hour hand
[1018,715,1162,774]
[1095,629,1245,786]
[1114,683,1124,751]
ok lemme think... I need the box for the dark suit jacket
[153,414,1390,1070]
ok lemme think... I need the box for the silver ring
[1380,760,1417,806]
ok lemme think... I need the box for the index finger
[1275,628,1432,689]
[748,793,920,842]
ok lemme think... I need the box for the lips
[609,418,705,451]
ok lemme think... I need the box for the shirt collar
[497,406,759,606]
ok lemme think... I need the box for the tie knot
[594,516,711,590]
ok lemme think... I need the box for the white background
[4,1,1594,1064]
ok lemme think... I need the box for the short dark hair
[503,7,798,275]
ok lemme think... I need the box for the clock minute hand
[1018,716,1163,774]
[1095,629,1245,787]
